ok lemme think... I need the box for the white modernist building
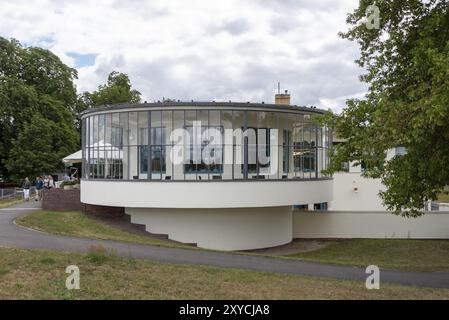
[80,99,449,250]
[80,100,333,250]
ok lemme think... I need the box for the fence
[0,187,36,199]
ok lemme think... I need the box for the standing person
[35,176,44,201]
[48,176,55,189]
[43,176,50,189]
[22,177,31,201]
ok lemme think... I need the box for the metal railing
[0,187,36,199]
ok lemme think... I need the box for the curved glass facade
[81,106,331,181]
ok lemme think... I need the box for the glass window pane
[88,116,93,147]
[137,112,149,179]
[98,114,105,145]
[151,110,162,128]
[162,110,172,146]
[129,146,138,180]
[209,110,220,126]
[185,110,196,126]
[233,111,245,179]
[164,145,173,180]
[105,113,112,145]
[129,112,138,146]
[221,110,233,180]
[93,115,99,144]
[122,146,129,180]
[119,112,129,148]
[197,109,208,128]
[173,111,184,181]
[138,111,148,146]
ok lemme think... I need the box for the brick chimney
[275,89,291,105]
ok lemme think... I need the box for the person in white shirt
[48,176,55,189]
[43,176,50,189]
[22,177,31,201]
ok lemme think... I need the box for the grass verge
[0,247,448,299]
[15,211,449,272]
[15,210,190,249]
[0,197,23,209]
[289,239,449,272]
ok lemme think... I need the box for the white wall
[293,211,449,239]
[127,206,292,251]
[81,179,332,209]
[329,173,386,211]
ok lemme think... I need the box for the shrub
[60,180,79,188]
[86,244,115,264]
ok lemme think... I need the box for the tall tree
[75,71,142,133]
[0,37,79,180]
[87,71,141,107]
[6,114,78,179]
[323,0,449,216]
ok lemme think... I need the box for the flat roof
[80,101,327,118]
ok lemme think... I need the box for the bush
[86,244,115,265]
[60,180,79,188]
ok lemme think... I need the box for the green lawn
[15,210,190,249]
[0,247,447,300]
[289,239,449,272]
[0,197,23,209]
[16,211,449,272]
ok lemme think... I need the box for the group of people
[21,176,55,201]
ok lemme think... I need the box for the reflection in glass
[82,108,330,181]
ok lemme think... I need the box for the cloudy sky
[0,0,368,112]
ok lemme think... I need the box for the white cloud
[0,0,367,111]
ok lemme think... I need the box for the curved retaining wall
[126,206,293,251]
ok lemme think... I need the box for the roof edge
[80,101,328,118]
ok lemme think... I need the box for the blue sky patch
[67,52,98,68]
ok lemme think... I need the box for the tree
[75,71,141,134]
[73,91,93,132]
[0,37,79,180]
[87,71,141,107]
[6,114,78,179]
[323,1,449,217]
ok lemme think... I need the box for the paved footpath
[1,201,449,289]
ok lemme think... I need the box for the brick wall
[42,189,82,211]
[83,203,125,217]
[42,189,124,216]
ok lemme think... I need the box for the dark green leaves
[87,71,142,107]
[325,0,449,216]
[0,37,79,181]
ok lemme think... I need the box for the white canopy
[63,150,83,164]
[62,142,123,165]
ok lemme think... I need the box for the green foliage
[87,244,115,265]
[74,71,141,133]
[84,71,141,107]
[59,180,79,188]
[0,37,79,181]
[325,0,449,216]
[6,114,78,179]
